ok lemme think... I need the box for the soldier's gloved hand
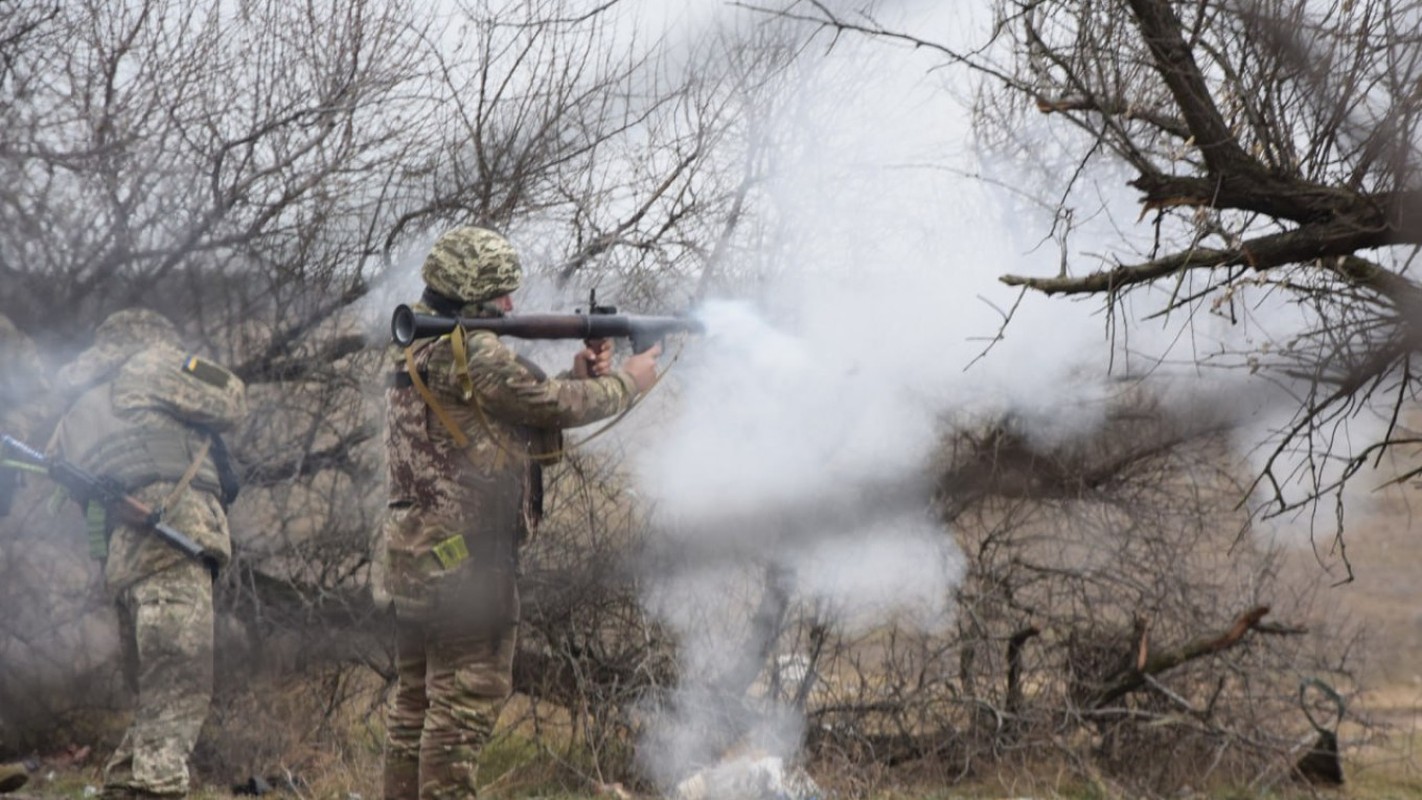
[573,338,614,378]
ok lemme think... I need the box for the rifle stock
[1,434,217,574]
[390,304,703,353]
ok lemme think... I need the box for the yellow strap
[450,325,475,401]
[468,385,510,470]
[405,331,685,466]
[405,335,510,468]
[404,345,469,448]
[447,326,510,466]
[451,326,515,470]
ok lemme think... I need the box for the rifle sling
[162,436,212,512]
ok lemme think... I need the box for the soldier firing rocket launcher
[390,291,704,353]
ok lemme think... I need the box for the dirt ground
[1276,467,1422,794]
[1298,475,1422,684]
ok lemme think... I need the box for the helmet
[95,308,178,350]
[55,309,179,396]
[420,226,522,304]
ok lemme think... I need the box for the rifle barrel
[1,435,45,464]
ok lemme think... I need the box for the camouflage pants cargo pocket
[384,589,519,800]
[103,560,214,798]
[386,512,519,628]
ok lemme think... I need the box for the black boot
[0,764,28,795]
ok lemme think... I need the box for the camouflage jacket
[53,341,247,588]
[382,325,637,610]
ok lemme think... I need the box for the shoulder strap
[403,344,469,448]
[449,325,476,401]
[161,435,212,511]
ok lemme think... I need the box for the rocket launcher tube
[390,304,703,354]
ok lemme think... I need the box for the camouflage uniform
[52,310,246,800]
[382,228,639,800]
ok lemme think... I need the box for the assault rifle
[0,433,217,573]
[390,292,703,353]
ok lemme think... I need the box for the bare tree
[750,0,1422,556]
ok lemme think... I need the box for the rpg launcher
[0,433,217,574]
[390,290,703,354]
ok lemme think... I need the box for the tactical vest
[59,380,225,499]
[384,338,546,553]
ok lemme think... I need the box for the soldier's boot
[0,764,28,794]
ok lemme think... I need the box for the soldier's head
[55,308,179,397]
[421,226,522,311]
[96,308,179,352]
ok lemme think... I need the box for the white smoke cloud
[620,2,1080,787]
[605,0,1387,786]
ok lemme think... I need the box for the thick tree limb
[1128,172,1377,226]
[1126,0,1260,178]
[241,428,378,485]
[1087,605,1271,709]
[1030,3,1375,226]
[1001,219,1407,295]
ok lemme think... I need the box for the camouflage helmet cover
[95,308,179,350]
[55,308,180,397]
[421,226,522,304]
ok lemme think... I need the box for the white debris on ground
[671,755,823,800]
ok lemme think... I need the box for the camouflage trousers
[383,596,518,800]
[102,557,215,798]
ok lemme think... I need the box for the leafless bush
[501,450,675,786]
[773,391,1359,797]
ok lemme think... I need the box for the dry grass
[11,412,1422,798]
[7,727,1422,800]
